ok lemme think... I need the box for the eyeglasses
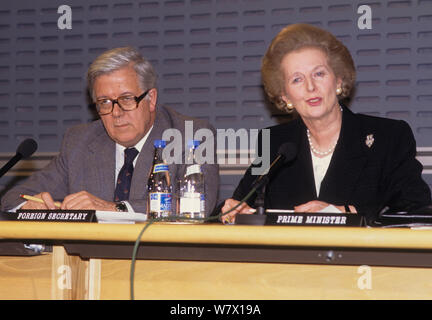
[95,90,150,115]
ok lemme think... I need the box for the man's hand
[21,192,58,210]
[61,191,117,211]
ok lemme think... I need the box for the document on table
[95,211,148,224]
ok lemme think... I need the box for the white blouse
[310,150,333,196]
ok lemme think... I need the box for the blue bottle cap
[154,140,166,148]
[187,140,201,148]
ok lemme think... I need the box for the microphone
[0,138,38,179]
[234,142,297,223]
[252,142,297,191]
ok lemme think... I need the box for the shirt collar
[116,126,153,165]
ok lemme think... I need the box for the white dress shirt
[115,126,153,212]
[310,151,342,213]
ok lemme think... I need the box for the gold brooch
[365,134,374,148]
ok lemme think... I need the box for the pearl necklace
[306,104,343,156]
[307,129,338,156]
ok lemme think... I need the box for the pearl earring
[282,102,293,113]
[336,88,342,95]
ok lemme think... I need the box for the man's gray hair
[87,46,157,100]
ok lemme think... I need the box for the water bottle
[147,140,172,220]
[178,140,205,222]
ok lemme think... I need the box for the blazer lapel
[84,109,175,202]
[295,123,317,199]
[319,107,368,203]
[87,126,116,201]
[129,107,171,200]
[129,137,154,201]
[267,119,317,207]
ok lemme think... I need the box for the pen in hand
[20,194,61,208]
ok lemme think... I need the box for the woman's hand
[220,198,253,224]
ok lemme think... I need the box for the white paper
[318,205,343,213]
[95,211,148,224]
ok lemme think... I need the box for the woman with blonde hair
[221,24,430,223]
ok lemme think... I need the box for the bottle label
[150,192,172,212]
[185,164,201,177]
[180,192,205,214]
[153,164,169,173]
[200,193,205,212]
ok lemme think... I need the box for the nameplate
[1,210,96,222]
[265,213,364,227]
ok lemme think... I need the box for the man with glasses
[1,47,219,215]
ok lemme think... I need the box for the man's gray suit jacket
[0,105,220,215]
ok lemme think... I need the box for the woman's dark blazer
[232,106,431,221]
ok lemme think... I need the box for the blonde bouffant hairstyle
[261,23,356,112]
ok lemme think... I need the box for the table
[1,221,432,299]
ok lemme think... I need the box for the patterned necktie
[114,147,139,201]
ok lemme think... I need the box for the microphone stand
[254,184,266,215]
[235,183,268,225]
[0,154,21,179]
